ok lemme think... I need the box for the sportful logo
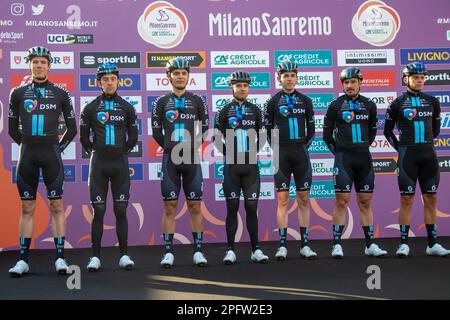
[80,52,140,68]
[351,0,401,47]
[137,1,188,49]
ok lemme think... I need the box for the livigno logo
[351,0,401,47]
[137,1,188,49]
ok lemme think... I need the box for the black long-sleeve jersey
[8,80,77,152]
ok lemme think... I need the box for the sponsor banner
[441,112,450,130]
[47,34,93,44]
[339,91,396,109]
[314,115,325,132]
[128,141,143,158]
[80,96,96,110]
[438,156,450,172]
[148,139,164,157]
[147,118,153,135]
[123,96,142,113]
[434,135,450,150]
[212,72,270,90]
[309,93,334,111]
[422,70,450,86]
[0,31,24,44]
[149,162,209,180]
[357,70,397,88]
[215,182,274,201]
[80,74,141,91]
[308,137,331,154]
[137,118,143,135]
[376,115,386,130]
[337,49,395,66]
[211,51,269,68]
[80,52,140,68]
[10,51,74,69]
[311,158,334,176]
[400,48,450,64]
[274,50,332,67]
[129,164,144,181]
[351,1,401,47]
[214,160,274,179]
[137,2,188,49]
[303,180,335,199]
[147,96,159,113]
[428,91,450,107]
[12,165,76,183]
[370,135,397,153]
[146,51,205,68]
[211,94,270,112]
[372,157,397,174]
[10,74,75,91]
[146,73,207,91]
[276,72,333,89]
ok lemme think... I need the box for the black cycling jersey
[384,91,441,151]
[8,80,77,152]
[214,99,265,164]
[151,91,209,152]
[323,94,377,154]
[80,93,138,154]
[264,90,315,147]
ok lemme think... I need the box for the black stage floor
[1,237,450,300]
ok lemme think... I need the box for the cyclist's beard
[233,92,246,102]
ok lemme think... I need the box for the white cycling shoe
[119,255,135,270]
[87,257,101,272]
[251,249,269,263]
[9,260,29,277]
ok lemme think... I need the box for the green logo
[274,50,333,67]
[308,137,331,154]
[308,93,334,110]
[212,72,271,90]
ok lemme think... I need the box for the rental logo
[274,50,332,67]
[400,48,450,64]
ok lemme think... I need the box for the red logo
[11,74,75,91]
[148,139,164,157]
[338,70,397,88]
[63,56,71,65]
[14,56,21,65]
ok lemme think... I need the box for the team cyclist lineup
[6,46,450,277]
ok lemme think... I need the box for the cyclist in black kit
[152,57,209,268]
[8,46,77,277]
[384,62,450,257]
[323,67,387,259]
[264,61,317,261]
[214,71,269,265]
[80,63,138,271]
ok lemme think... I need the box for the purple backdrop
[1,0,449,251]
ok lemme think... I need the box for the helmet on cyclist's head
[277,60,298,75]
[96,63,120,81]
[339,67,363,83]
[229,71,251,85]
[25,46,53,63]
[166,57,190,75]
[402,62,427,78]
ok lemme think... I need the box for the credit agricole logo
[137,1,188,49]
[351,0,400,47]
